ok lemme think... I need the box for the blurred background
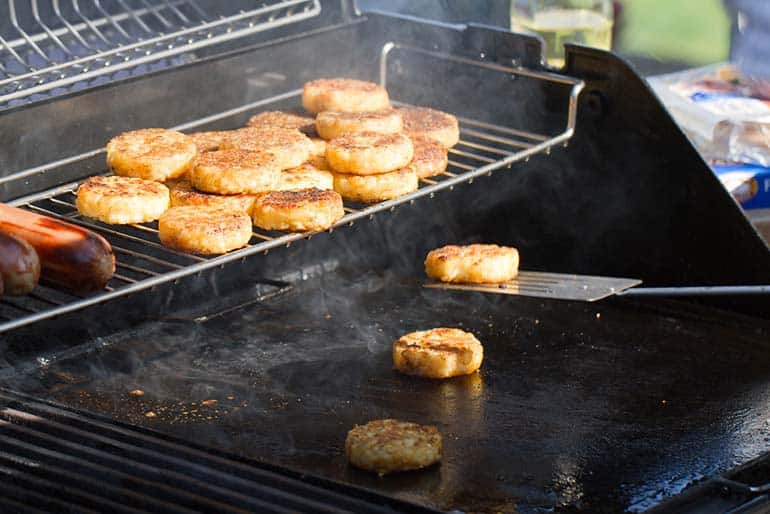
[359,0,733,75]
[614,0,730,73]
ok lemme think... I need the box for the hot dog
[0,204,115,292]
[0,231,40,295]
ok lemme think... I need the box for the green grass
[616,0,730,65]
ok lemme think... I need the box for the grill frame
[0,41,583,334]
[1,6,770,512]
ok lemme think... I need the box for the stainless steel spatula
[424,271,770,302]
[423,271,642,302]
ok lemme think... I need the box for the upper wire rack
[0,0,321,107]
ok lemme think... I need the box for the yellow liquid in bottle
[511,8,613,68]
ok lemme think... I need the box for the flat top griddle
[9,267,770,513]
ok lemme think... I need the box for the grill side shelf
[0,47,583,334]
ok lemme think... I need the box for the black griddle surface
[11,267,770,513]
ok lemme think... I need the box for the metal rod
[30,0,75,57]
[52,0,96,51]
[137,0,174,29]
[91,0,134,39]
[111,272,137,283]
[70,0,119,47]
[251,232,272,241]
[457,139,517,156]
[161,0,193,25]
[460,128,535,150]
[110,0,154,34]
[449,148,497,164]
[620,285,770,297]
[0,33,35,71]
[447,160,474,171]
[116,261,159,276]
[8,0,52,63]
[111,245,182,270]
[457,115,550,142]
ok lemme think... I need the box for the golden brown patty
[189,131,232,153]
[309,155,331,170]
[158,206,252,255]
[220,127,312,170]
[315,109,403,140]
[276,163,334,191]
[166,177,256,213]
[326,132,414,175]
[107,128,196,181]
[393,327,483,379]
[302,78,390,114]
[333,168,418,203]
[76,176,170,224]
[405,135,448,178]
[251,188,344,232]
[424,244,519,284]
[398,107,460,148]
[246,110,316,135]
[189,149,280,195]
[309,137,327,157]
[345,419,442,476]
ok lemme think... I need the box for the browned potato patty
[303,78,390,114]
[189,131,232,153]
[220,127,312,170]
[309,155,331,170]
[398,107,460,148]
[393,327,483,379]
[309,137,327,157]
[158,206,252,255]
[166,177,256,213]
[76,176,170,224]
[345,419,442,476]
[405,135,448,178]
[251,188,344,232]
[107,128,196,181]
[326,132,413,175]
[246,110,316,135]
[425,244,519,284]
[315,109,403,140]
[277,163,334,191]
[333,168,418,203]
[189,149,280,195]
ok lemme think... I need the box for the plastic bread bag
[649,64,770,167]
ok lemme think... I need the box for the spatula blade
[423,271,642,302]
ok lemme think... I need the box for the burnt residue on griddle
[5,266,770,513]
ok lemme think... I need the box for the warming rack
[0,0,321,107]
[0,43,584,334]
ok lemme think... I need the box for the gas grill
[2,1,770,512]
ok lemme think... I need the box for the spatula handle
[620,285,770,297]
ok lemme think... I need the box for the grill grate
[0,389,437,513]
[0,44,584,334]
[0,0,321,107]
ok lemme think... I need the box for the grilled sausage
[0,231,40,295]
[0,204,115,292]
